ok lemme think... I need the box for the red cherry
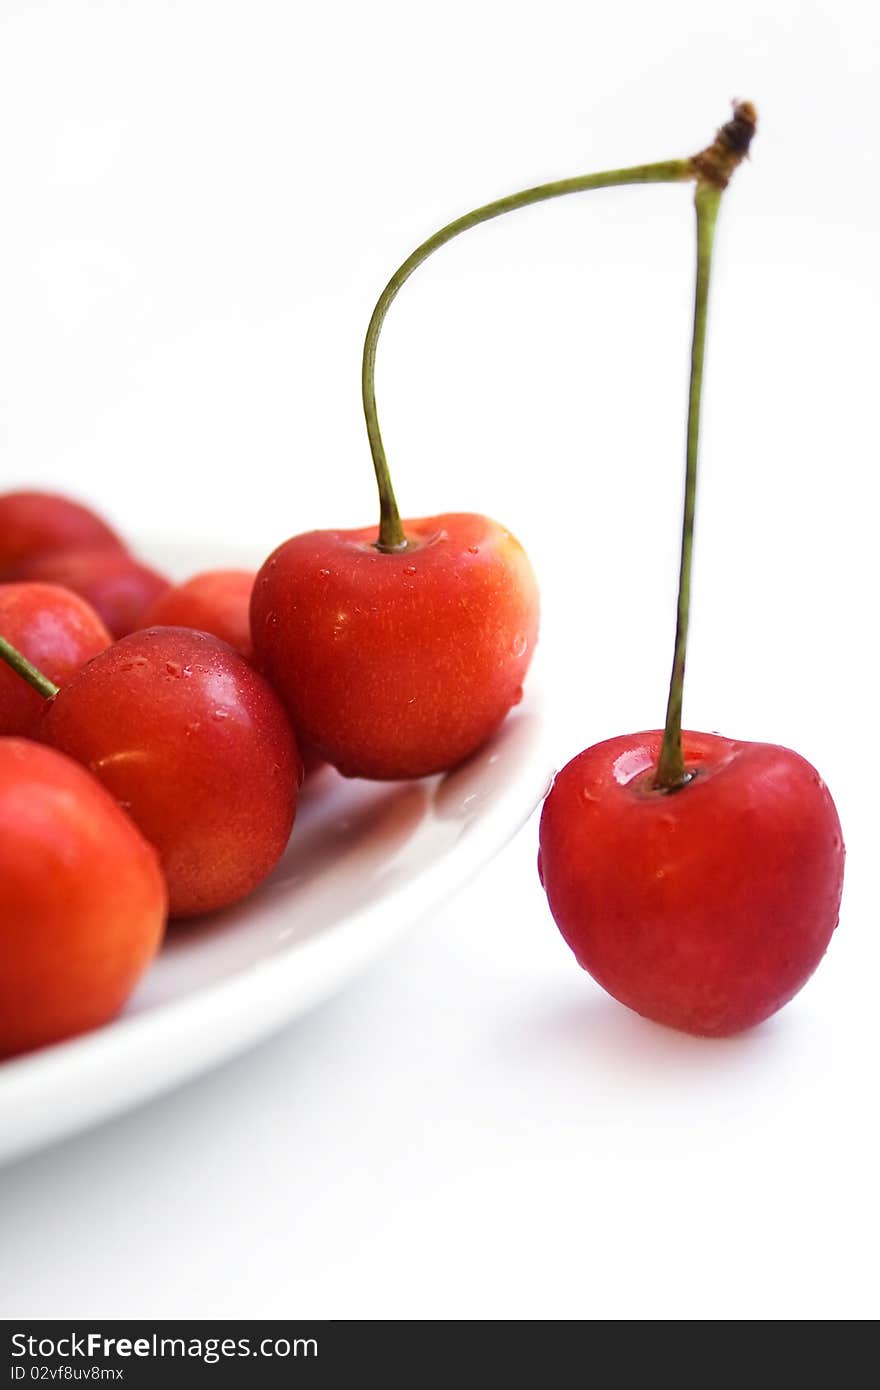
[15,546,171,639]
[139,571,328,776]
[0,583,111,737]
[251,514,538,780]
[142,569,255,660]
[0,738,166,1058]
[248,145,591,782]
[0,490,125,580]
[534,108,839,1036]
[538,730,844,1036]
[39,627,302,917]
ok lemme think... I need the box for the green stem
[363,158,693,551]
[0,635,59,700]
[653,181,722,790]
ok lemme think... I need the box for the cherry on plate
[0,738,167,1059]
[38,627,302,917]
[0,582,111,737]
[143,568,255,660]
[252,515,537,780]
[0,489,124,580]
[15,546,170,639]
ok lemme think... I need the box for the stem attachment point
[690,100,758,189]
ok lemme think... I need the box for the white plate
[0,540,552,1166]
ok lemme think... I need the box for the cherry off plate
[0,540,552,1166]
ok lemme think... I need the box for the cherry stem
[0,635,59,700]
[649,100,757,788]
[653,181,723,790]
[362,158,694,551]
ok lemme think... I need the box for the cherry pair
[249,101,843,1037]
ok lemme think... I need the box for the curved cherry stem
[653,181,723,790]
[363,159,693,551]
[0,635,59,699]
[362,100,756,553]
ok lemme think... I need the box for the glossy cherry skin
[15,546,170,639]
[538,730,845,1037]
[141,571,326,777]
[39,627,302,918]
[143,569,255,660]
[251,514,539,780]
[0,738,167,1058]
[0,490,124,580]
[0,583,111,737]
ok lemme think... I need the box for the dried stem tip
[691,100,758,189]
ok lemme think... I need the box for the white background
[0,0,877,1319]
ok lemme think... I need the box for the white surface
[0,0,877,1320]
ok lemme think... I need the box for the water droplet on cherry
[511,634,528,658]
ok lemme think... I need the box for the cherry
[253,516,537,779]
[538,731,844,1037]
[139,570,330,776]
[3,626,303,918]
[0,583,111,737]
[14,545,170,639]
[143,568,255,660]
[0,489,124,580]
[538,104,845,1035]
[267,152,741,778]
[139,569,331,778]
[253,110,745,780]
[0,738,166,1058]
